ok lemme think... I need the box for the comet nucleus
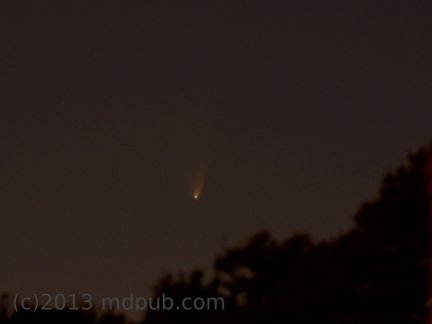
[191,161,208,201]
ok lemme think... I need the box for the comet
[192,180,204,201]
[191,161,208,201]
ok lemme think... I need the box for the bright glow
[190,155,208,202]
[191,162,207,201]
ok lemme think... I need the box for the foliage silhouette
[144,143,431,323]
[0,143,431,323]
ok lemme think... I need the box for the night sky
[0,0,431,309]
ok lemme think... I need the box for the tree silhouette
[145,143,432,323]
[1,144,430,323]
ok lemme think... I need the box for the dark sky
[0,0,431,308]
